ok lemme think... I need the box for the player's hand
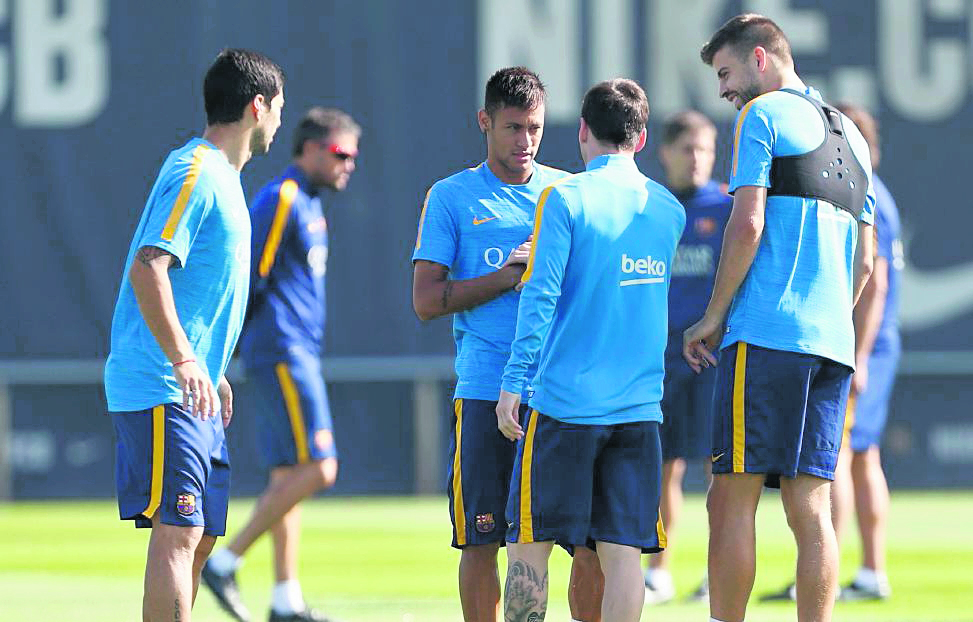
[496,390,524,441]
[217,376,234,428]
[851,358,869,396]
[683,314,722,374]
[502,235,533,268]
[174,360,217,420]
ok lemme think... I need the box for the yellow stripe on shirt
[258,179,300,278]
[141,405,166,520]
[521,175,576,284]
[161,145,210,240]
[452,399,466,546]
[732,343,748,473]
[413,188,433,252]
[276,363,309,464]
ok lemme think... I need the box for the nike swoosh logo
[899,236,973,330]
[473,216,498,225]
[711,452,725,463]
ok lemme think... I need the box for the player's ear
[477,109,490,133]
[754,46,767,72]
[634,127,647,153]
[250,94,266,120]
[578,118,588,145]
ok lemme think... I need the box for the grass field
[1,492,971,621]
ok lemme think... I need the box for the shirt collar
[585,153,638,172]
[282,164,318,197]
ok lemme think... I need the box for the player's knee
[151,522,204,556]
[461,541,501,564]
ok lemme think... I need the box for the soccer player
[643,111,732,605]
[684,14,875,622]
[412,67,604,622]
[832,103,901,601]
[104,49,284,622]
[760,103,903,606]
[202,108,360,622]
[498,78,685,622]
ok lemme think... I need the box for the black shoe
[759,582,796,602]
[269,607,336,622]
[201,561,252,622]
[839,579,891,601]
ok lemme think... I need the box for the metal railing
[0,351,971,500]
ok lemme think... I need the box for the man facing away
[105,48,284,622]
[497,78,685,622]
[643,110,732,605]
[684,14,875,622]
[412,67,604,622]
[203,108,360,622]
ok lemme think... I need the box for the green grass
[1,492,971,621]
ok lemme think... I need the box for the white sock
[855,566,888,587]
[272,580,305,614]
[710,618,730,622]
[207,549,241,576]
[645,567,674,592]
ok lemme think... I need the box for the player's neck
[485,156,533,185]
[203,124,252,171]
[768,67,806,94]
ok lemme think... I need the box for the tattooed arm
[412,236,532,321]
[129,245,219,418]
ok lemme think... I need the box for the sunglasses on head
[326,143,357,161]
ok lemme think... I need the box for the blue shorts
[111,403,230,536]
[848,347,900,451]
[506,411,666,553]
[661,348,716,461]
[712,342,852,488]
[447,398,527,548]
[248,354,336,469]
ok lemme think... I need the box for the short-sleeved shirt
[725,87,876,369]
[871,175,902,353]
[105,138,251,411]
[240,165,328,366]
[412,162,569,401]
[500,155,686,424]
[668,180,733,336]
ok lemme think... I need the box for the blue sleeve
[137,169,214,267]
[860,173,877,227]
[500,187,572,394]
[412,183,457,268]
[729,103,774,192]
[874,197,892,259]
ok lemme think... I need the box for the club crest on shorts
[176,493,196,516]
[475,513,495,533]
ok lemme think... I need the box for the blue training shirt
[871,175,902,353]
[501,154,686,424]
[240,165,328,366]
[412,161,569,401]
[725,87,876,369]
[105,138,251,411]
[668,180,733,337]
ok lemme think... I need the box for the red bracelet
[172,358,196,367]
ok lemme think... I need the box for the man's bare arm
[129,246,194,363]
[412,260,524,321]
[852,221,875,306]
[129,245,218,417]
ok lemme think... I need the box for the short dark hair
[204,48,285,125]
[661,110,716,145]
[700,14,792,66]
[484,67,546,117]
[293,107,361,156]
[581,79,649,149]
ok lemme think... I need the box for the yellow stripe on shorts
[452,399,466,546]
